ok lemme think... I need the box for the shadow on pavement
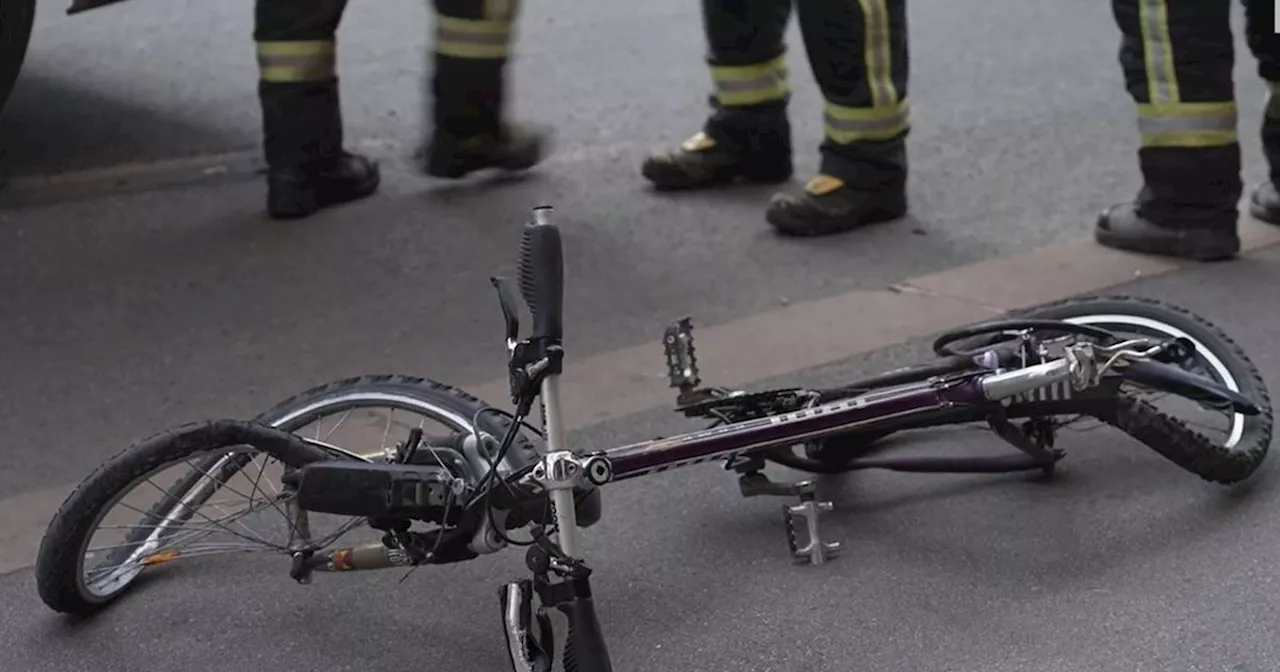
[0,70,248,179]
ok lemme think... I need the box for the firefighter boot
[765,139,907,236]
[267,152,381,220]
[1248,109,1280,225]
[1095,146,1241,261]
[641,106,793,190]
[259,80,380,220]
[420,21,548,180]
[422,123,549,179]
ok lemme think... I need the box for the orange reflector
[141,550,181,566]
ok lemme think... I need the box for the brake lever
[490,276,522,353]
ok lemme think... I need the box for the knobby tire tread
[1018,294,1273,483]
[1102,395,1271,485]
[809,294,1272,482]
[251,373,542,463]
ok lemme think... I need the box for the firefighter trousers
[253,0,520,169]
[699,0,909,190]
[1113,0,1280,223]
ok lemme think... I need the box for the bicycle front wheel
[1018,294,1273,484]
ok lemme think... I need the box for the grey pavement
[3,0,1280,670]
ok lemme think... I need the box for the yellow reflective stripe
[435,15,512,59]
[1138,0,1179,104]
[824,98,910,143]
[709,56,789,106]
[1137,102,1237,148]
[857,0,897,107]
[256,40,336,83]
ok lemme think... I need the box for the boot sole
[641,162,793,192]
[1248,198,1280,227]
[1094,226,1239,262]
[423,141,545,180]
[267,169,382,220]
[766,198,907,237]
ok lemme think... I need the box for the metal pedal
[781,481,840,566]
[663,317,701,396]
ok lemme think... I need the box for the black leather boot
[259,79,380,220]
[421,122,548,179]
[1094,145,1242,261]
[266,152,381,220]
[420,44,548,179]
[641,106,793,190]
[765,174,906,236]
[1095,202,1239,261]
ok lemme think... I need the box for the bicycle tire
[1016,294,1272,484]
[251,374,602,529]
[36,376,603,617]
[795,295,1271,481]
[35,420,337,616]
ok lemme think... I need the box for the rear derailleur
[663,316,840,567]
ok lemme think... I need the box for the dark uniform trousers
[699,0,909,190]
[253,0,519,169]
[1114,0,1280,225]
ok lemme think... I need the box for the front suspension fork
[500,534,613,672]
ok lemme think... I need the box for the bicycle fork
[499,207,616,672]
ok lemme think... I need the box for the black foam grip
[555,595,613,672]
[518,222,564,341]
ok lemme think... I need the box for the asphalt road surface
[3,0,1280,670]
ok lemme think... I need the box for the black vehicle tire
[1014,294,1272,484]
[0,0,35,119]
[35,420,338,616]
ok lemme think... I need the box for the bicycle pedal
[782,497,840,566]
[663,316,701,392]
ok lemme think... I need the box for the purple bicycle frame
[601,375,991,481]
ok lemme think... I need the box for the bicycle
[34,205,1273,672]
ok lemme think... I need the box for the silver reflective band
[717,73,786,93]
[823,111,909,135]
[1139,0,1176,103]
[1137,113,1236,135]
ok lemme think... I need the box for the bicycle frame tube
[603,376,991,481]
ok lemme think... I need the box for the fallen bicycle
[35,205,1273,672]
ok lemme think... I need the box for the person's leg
[765,0,908,236]
[639,0,794,190]
[255,0,379,219]
[1242,0,1280,224]
[421,0,548,178]
[1095,0,1240,261]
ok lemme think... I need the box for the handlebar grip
[518,207,564,342]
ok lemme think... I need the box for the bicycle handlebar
[519,206,565,344]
